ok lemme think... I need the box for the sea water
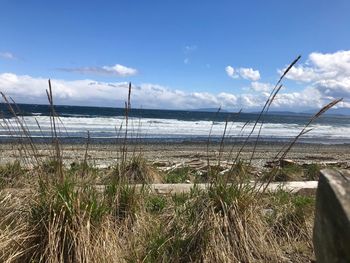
[1,103,350,144]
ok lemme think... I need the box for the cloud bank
[0,72,325,111]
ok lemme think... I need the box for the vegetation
[0,161,24,188]
[0,163,317,262]
[304,163,321,181]
[267,163,321,182]
[0,56,341,262]
[164,166,191,183]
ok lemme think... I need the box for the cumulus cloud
[280,50,350,102]
[58,64,138,77]
[101,64,137,76]
[225,66,237,78]
[0,52,16,60]
[271,88,324,110]
[225,66,260,81]
[283,65,318,82]
[238,68,260,81]
[250,82,273,92]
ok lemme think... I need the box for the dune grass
[0,161,316,262]
[0,56,342,262]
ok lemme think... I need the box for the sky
[1,0,350,111]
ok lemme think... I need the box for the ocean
[1,103,350,144]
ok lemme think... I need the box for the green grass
[164,167,191,183]
[146,195,167,213]
[0,161,25,188]
[0,145,320,262]
[303,163,321,180]
[0,159,317,262]
[275,163,304,181]
[265,188,315,241]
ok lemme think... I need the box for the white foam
[1,116,350,141]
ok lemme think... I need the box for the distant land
[304,108,350,116]
[191,108,229,113]
[267,108,350,116]
[192,108,350,116]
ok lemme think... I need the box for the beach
[1,141,349,169]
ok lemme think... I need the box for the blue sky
[1,0,350,110]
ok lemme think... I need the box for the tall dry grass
[0,55,341,262]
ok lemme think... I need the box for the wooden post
[313,169,350,263]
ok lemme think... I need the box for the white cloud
[0,52,16,60]
[271,88,324,110]
[238,68,260,81]
[0,73,229,109]
[250,82,273,92]
[282,65,318,82]
[0,73,250,109]
[279,50,350,103]
[225,66,260,81]
[0,72,330,111]
[225,66,237,79]
[101,64,137,76]
[59,64,138,77]
[309,51,350,74]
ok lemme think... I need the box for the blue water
[1,103,350,144]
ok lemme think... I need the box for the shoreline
[1,136,350,145]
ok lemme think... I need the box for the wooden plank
[94,181,318,194]
[313,169,350,263]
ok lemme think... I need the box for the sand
[0,141,349,169]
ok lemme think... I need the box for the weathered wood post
[313,169,350,263]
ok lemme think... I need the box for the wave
[1,116,350,143]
